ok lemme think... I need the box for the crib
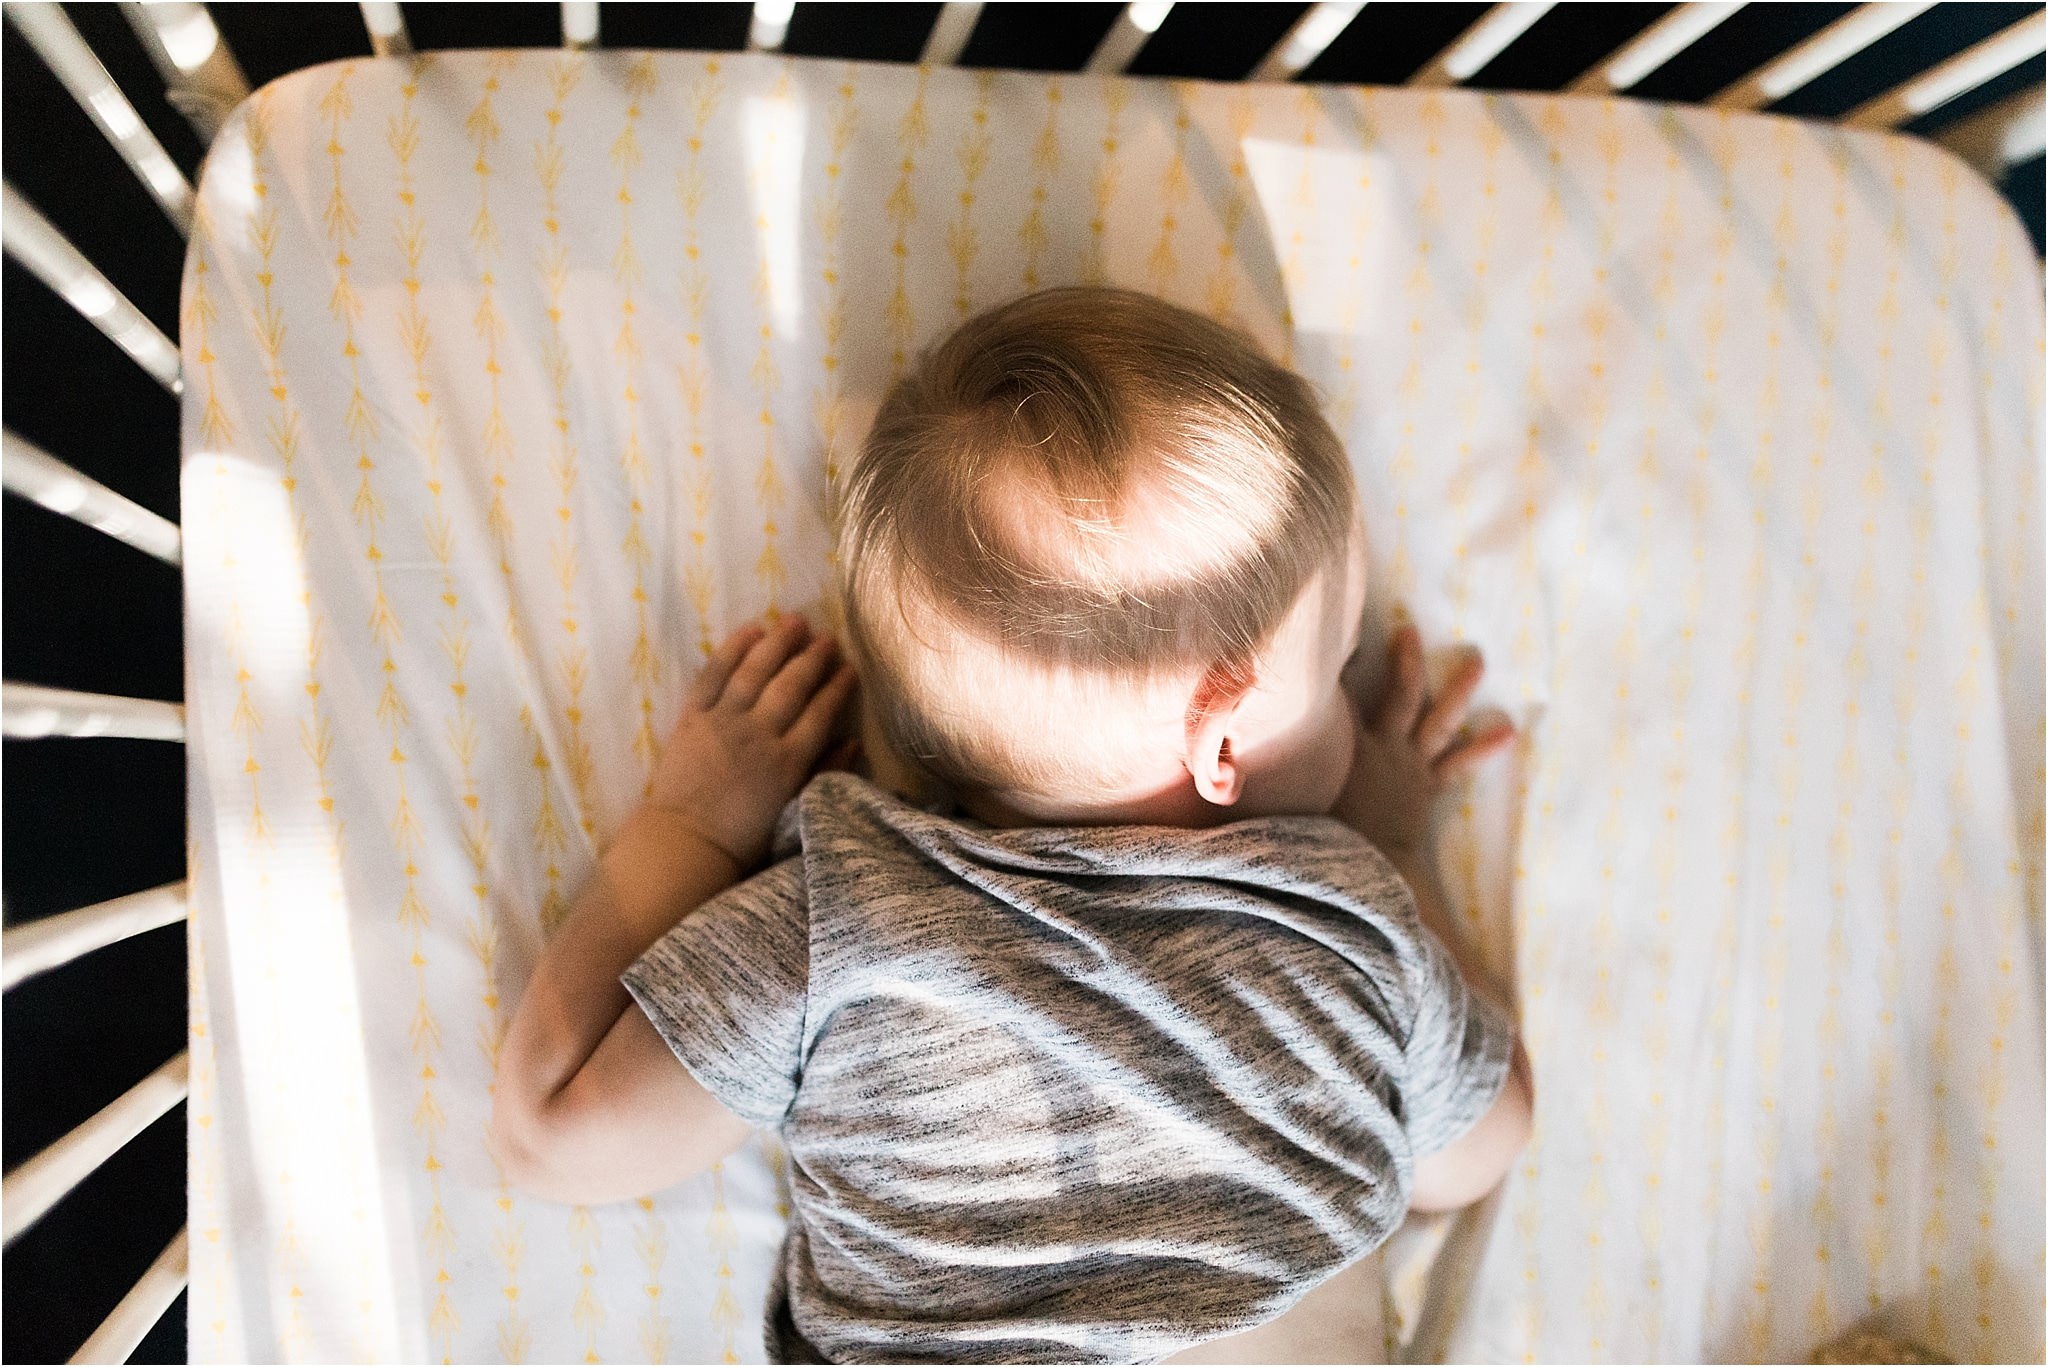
[3,3,2043,1363]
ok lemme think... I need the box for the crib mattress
[180,50,2044,1363]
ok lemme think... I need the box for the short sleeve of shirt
[1400,923,1517,1159]
[621,855,810,1128]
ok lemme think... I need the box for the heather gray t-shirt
[623,772,1514,1364]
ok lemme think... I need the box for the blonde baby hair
[838,287,1356,800]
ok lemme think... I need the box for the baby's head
[839,287,1365,828]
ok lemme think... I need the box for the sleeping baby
[490,287,1533,1363]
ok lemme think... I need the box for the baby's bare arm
[1333,625,1531,1212]
[490,617,855,1205]
[490,806,754,1204]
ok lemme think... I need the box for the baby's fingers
[722,614,812,710]
[1434,720,1516,780]
[786,663,858,759]
[686,623,767,710]
[1375,626,1425,738]
[759,633,840,732]
[1415,652,1485,759]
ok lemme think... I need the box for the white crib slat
[920,2,984,66]
[748,0,793,51]
[0,184,181,394]
[2,3,194,234]
[67,1227,188,1365]
[117,1,249,143]
[561,0,598,49]
[1565,1,1746,94]
[358,1,413,58]
[2,430,182,566]
[1408,2,1557,88]
[1845,12,2048,130]
[1935,82,2048,175]
[1084,3,1171,76]
[1248,2,1367,83]
[2,1053,188,1246]
[3,883,189,992]
[1710,2,1934,110]
[1,684,185,742]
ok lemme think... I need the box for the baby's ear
[1183,660,1255,807]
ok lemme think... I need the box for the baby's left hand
[648,615,857,870]
[1333,624,1514,869]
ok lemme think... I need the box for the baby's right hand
[1332,625,1514,867]
[647,615,857,870]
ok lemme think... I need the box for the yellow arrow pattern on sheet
[463,50,534,1364]
[815,68,859,569]
[885,67,928,378]
[1020,80,1060,293]
[319,61,462,1365]
[677,58,725,659]
[749,68,794,614]
[948,72,993,322]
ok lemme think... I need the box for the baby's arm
[490,616,854,1205]
[1333,624,1533,1213]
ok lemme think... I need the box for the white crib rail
[356,1,412,59]
[68,1228,189,1366]
[1085,3,1172,74]
[1566,2,1745,94]
[1938,82,2048,176]
[921,2,985,66]
[1,3,193,234]
[1713,3,1936,109]
[2,1053,189,1246]
[119,1,248,143]
[3,883,189,992]
[0,684,184,742]
[1410,2,1560,87]
[1250,3,1366,83]
[561,0,599,50]
[748,0,794,52]
[0,183,181,394]
[2,430,182,567]
[0,671,189,1366]
[1848,10,2048,128]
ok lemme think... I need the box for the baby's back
[625,773,1514,1364]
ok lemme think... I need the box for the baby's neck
[862,715,1287,831]
[957,779,1238,832]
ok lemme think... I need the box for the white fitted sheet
[179,50,2045,1363]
